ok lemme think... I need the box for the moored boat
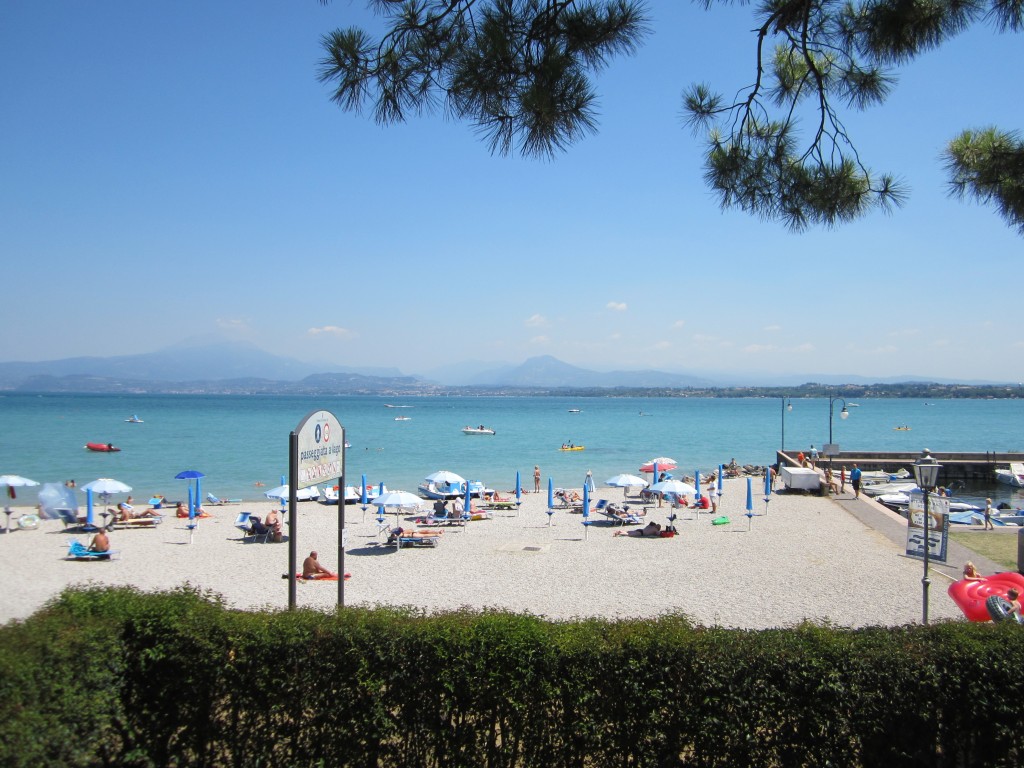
[125,415,143,423]
[462,425,495,435]
[995,463,1024,487]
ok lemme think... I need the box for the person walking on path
[984,498,995,530]
[850,464,863,500]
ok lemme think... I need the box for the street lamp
[780,396,792,452]
[912,450,942,625]
[828,395,849,445]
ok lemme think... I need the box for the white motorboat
[395,416,411,421]
[418,478,492,499]
[995,463,1024,487]
[862,481,918,497]
[320,485,361,505]
[462,425,495,435]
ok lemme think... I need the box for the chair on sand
[234,512,272,543]
[600,501,646,526]
[65,540,118,561]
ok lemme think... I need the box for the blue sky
[2,1,1021,382]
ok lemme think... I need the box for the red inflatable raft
[947,572,1024,622]
[85,442,121,452]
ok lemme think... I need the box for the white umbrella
[649,479,697,496]
[81,478,132,495]
[371,490,423,509]
[424,470,465,485]
[264,485,319,502]
[1,475,40,533]
[372,489,425,529]
[605,473,648,499]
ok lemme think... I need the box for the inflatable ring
[18,514,40,530]
[986,595,1016,623]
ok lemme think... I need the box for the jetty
[777,450,1024,483]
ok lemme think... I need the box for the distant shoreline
[2,382,1021,399]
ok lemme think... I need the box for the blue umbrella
[463,482,472,523]
[582,483,590,539]
[653,462,659,483]
[764,469,772,516]
[746,477,754,531]
[718,465,724,495]
[547,477,554,526]
[175,470,205,516]
[515,471,521,504]
[695,470,702,501]
[360,474,368,507]
[86,488,94,527]
[188,485,195,521]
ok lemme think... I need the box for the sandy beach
[0,478,971,628]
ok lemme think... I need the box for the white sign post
[288,409,345,609]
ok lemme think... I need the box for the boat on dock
[995,463,1024,488]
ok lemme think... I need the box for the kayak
[85,442,121,452]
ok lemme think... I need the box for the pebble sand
[0,478,965,628]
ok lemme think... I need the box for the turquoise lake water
[1,393,1021,506]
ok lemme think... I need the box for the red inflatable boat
[85,442,121,452]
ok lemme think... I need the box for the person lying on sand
[614,521,664,538]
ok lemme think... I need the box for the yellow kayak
[559,445,585,451]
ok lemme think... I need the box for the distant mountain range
[0,342,1010,394]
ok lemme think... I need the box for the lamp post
[780,396,792,452]
[912,450,942,625]
[828,395,849,445]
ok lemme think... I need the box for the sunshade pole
[288,431,298,610]
[338,432,346,608]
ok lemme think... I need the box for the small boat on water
[395,416,411,421]
[559,444,585,451]
[85,442,121,452]
[996,463,1024,488]
[462,425,495,435]
[125,415,143,423]
[893,425,911,431]
[568,409,581,413]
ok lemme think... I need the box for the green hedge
[2,586,1022,767]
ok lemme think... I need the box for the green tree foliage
[318,0,1023,232]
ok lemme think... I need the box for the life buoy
[986,595,1017,623]
[18,514,40,529]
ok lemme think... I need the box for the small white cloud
[609,332,622,340]
[529,335,550,345]
[525,314,547,327]
[762,324,781,332]
[216,317,250,331]
[652,341,672,350]
[692,333,717,343]
[607,301,627,312]
[793,343,815,353]
[307,325,355,338]
[672,320,686,329]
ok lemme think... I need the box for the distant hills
[0,342,1016,395]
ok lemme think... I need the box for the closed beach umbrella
[746,477,754,531]
[86,488,94,528]
[547,477,554,526]
[652,462,659,483]
[360,473,368,508]
[582,483,590,539]
[718,465,724,495]
[695,470,702,501]
[515,471,521,504]
[463,483,472,522]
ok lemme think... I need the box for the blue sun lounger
[65,540,119,561]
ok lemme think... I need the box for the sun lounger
[387,527,440,548]
[206,493,240,505]
[110,516,163,530]
[600,501,646,526]
[414,509,465,527]
[65,540,119,560]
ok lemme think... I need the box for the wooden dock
[777,450,1024,483]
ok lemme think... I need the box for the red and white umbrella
[639,457,677,473]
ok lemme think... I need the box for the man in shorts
[850,464,863,499]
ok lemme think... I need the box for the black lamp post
[780,396,792,452]
[828,395,848,445]
[912,450,942,625]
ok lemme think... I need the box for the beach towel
[282,572,351,581]
[712,516,730,526]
